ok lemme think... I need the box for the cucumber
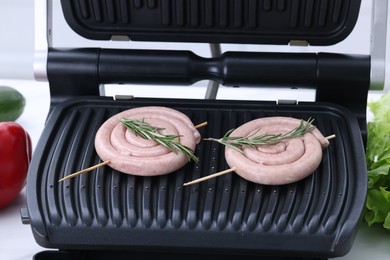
[0,86,26,122]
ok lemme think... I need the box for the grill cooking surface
[26,97,366,258]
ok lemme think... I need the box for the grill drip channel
[26,97,366,258]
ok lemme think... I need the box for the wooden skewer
[195,121,208,129]
[183,167,236,186]
[183,134,336,187]
[326,134,336,140]
[57,122,208,182]
[58,160,111,182]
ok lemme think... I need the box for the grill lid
[25,97,367,258]
[60,0,362,45]
[61,0,361,45]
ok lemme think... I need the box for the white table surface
[0,79,389,260]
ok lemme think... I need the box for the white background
[0,0,389,92]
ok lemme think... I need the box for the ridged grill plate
[26,97,366,258]
[60,0,362,45]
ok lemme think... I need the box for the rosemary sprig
[204,118,316,154]
[120,118,199,163]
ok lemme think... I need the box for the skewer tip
[183,167,236,186]
[326,134,336,140]
[58,160,111,182]
[195,121,208,129]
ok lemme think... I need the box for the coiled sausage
[225,117,329,185]
[95,106,201,176]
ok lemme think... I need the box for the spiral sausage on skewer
[94,106,201,176]
[225,117,329,185]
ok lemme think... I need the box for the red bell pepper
[0,122,32,208]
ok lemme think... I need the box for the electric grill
[21,0,388,259]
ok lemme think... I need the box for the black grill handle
[47,48,370,141]
[48,48,369,95]
[48,48,323,95]
[98,49,319,88]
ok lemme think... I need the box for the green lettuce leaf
[367,163,390,189]
[365,187,390,226]
[365,91,390,230]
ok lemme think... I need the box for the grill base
[26,97,366,258]
[33,250,327,260]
